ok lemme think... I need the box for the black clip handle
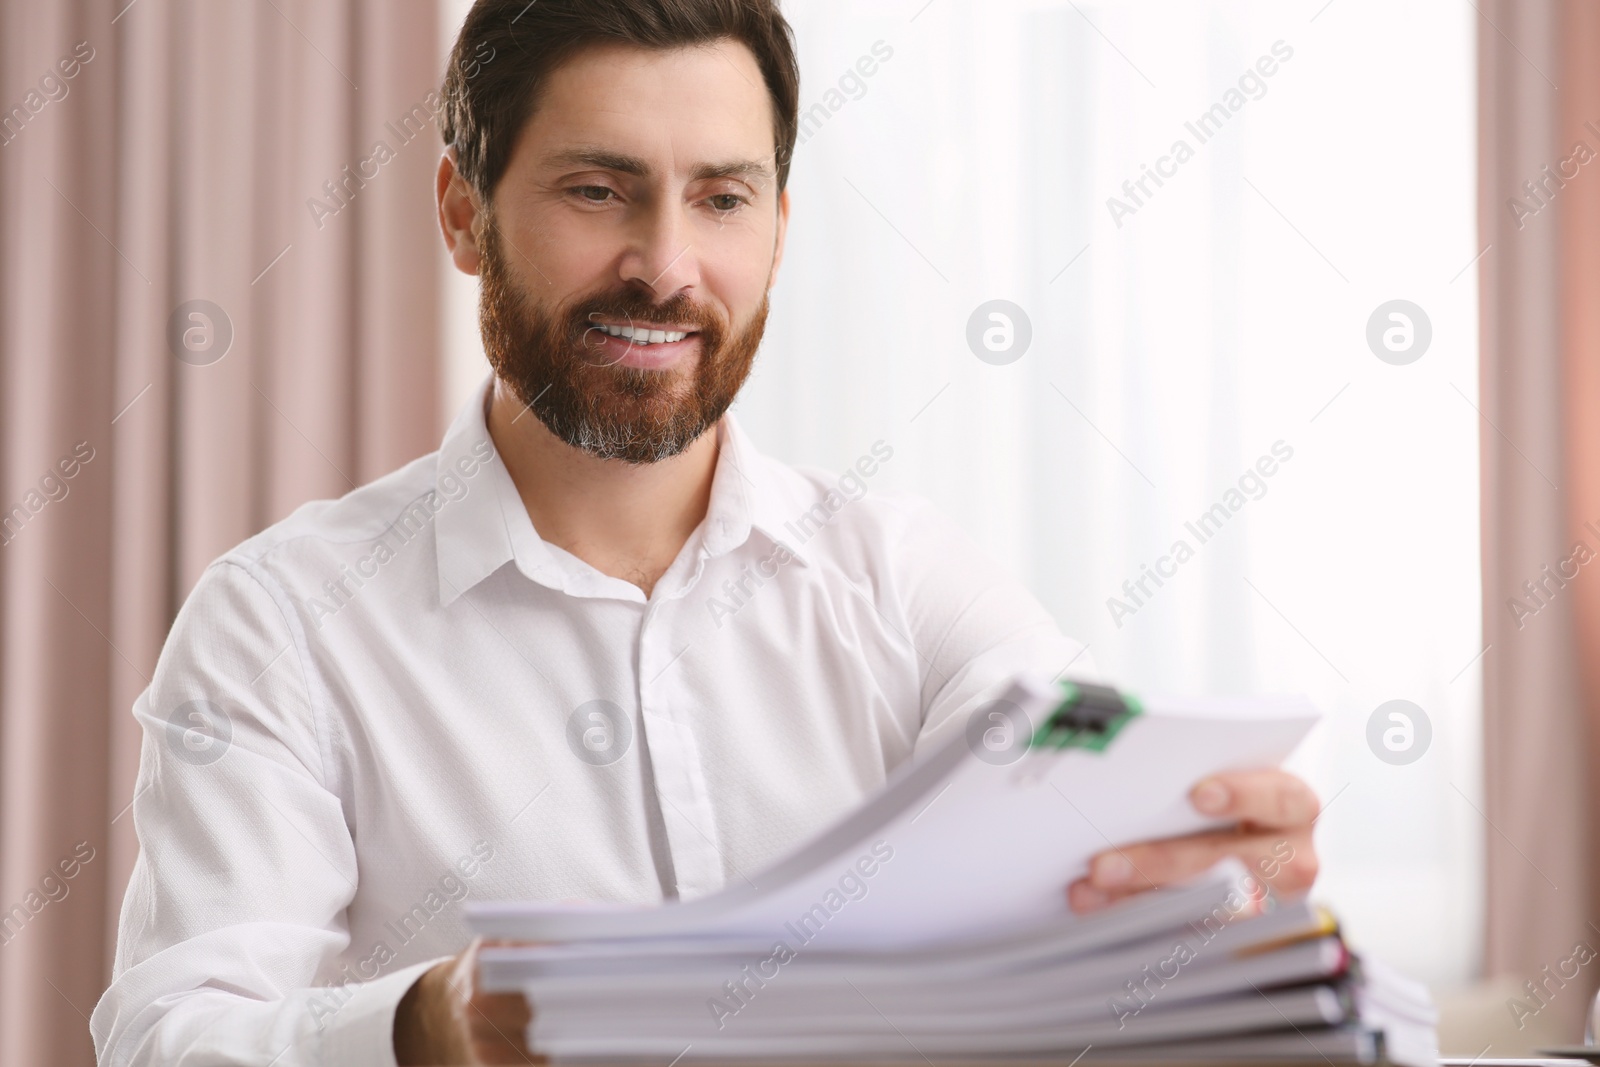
[1055,682,1129,733]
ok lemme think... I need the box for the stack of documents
[470,676,1438,1064]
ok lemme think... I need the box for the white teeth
[600,324,689,345]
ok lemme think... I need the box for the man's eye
[573,186,614,203]
[707,194,747,213]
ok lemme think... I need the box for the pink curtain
[1565,0,1600,885]
[1479,0,1600,1035]
[0,1,442,1062]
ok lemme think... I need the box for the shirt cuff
[318,957,448,1067]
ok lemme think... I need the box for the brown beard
[476,218,769,464]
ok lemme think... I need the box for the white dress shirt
[91,377,1095,1067]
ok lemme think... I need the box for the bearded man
[92,2,1321,1064]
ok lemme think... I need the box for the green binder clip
[1031,681,1143,753]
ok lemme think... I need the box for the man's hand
[394,937,539,1065]
[1067,769,1320,914]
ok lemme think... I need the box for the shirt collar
[433,380,518,607]
[700,410,811,566]
[434,377,807,608]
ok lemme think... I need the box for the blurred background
[2,0,1598,1062]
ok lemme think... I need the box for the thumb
[461,937,539,1064]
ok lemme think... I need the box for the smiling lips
[587,321,702,370]
[594,321,698,345]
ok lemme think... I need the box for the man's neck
[484,379,720,598]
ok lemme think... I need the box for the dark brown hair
[441,0,800,205]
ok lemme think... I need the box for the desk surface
[578,1063,1402,1066]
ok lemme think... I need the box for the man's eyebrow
[543,148,650,176]
[690,158,775,184]
[541,148,775,184]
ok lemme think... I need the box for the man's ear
[436,149,484,276]
[769,187,791,288]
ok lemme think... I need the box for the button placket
[635,597,727,899]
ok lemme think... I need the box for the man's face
[474,39,787,464]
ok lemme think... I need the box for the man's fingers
[1067,879,1107,913]
[1120,828,1315,891]
[1065,769,1323,916]
[1088,832,1241,891]
[468,991,538,1064]
[1072,828,1318,913]
[1189,769,1320,830]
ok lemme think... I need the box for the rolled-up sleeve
[91,559,442,1067]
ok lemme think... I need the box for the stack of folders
[470,676,1438,1064]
